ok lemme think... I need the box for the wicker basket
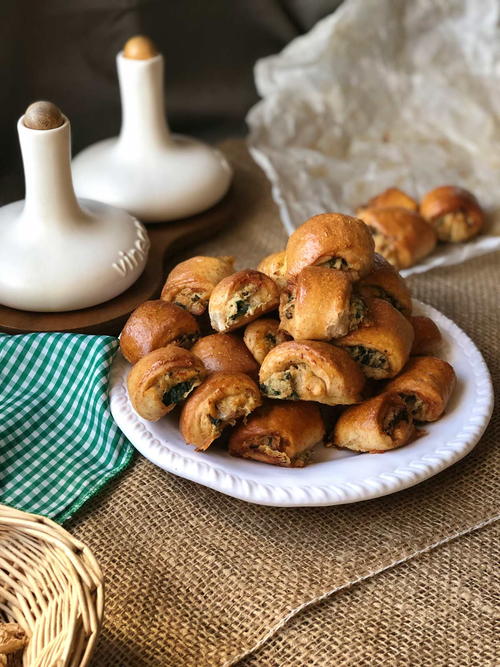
[0,504,104,667]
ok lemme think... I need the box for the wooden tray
[0,189,234,335]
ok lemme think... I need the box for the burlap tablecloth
[70,141,499,666]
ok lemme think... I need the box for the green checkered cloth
[0,332,133,523]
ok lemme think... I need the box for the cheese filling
[433,210,474,242]
[174,288,206,314]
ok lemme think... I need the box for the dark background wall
[0,0,342,203]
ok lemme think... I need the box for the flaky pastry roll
[259,340,365,406]
[384,356,456,422]
[179,371,262,450]
[191,333,259,380]
[127,345,206,421]
[420,185,484,242]
[120,300,200,364]
[358,187,418,213]
[410,316,442,356]
[285,213,374,280]
[336,298,414,379]
[243,319,291,365]
[329,392,415,452]
[279,267,367,340]
[257,250,287,290]
[209,269,280,332]
[161,255,235,315]
[359,253,412,316]
[229,400,325,467]
[357,207,437,269]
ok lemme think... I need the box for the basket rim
[0,503,104,667]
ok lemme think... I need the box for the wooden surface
[0,188,234,335]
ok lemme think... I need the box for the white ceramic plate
[110,300,493,507]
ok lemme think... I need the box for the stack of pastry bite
[355,184,485,269]
[121,212,456,468]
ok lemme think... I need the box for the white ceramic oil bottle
[0,101,149,312]
[71,36,232,222]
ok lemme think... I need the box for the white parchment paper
[246,0,500,277]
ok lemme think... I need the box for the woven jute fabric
[70,140,499,666]
[241,522,499,667]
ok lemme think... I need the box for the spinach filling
[175,332,199,348]
[368,286,403,312]
[346,345,389,370]
[229,291,250,322]
[282,292,295,320]
[264,332,277,346]
[383,407,409,435]
[321,257,348,270]
[260,367,299,400]
[208,415,223,428]
[162,380,194,406]
[349,295,367,328]
[260,383,279,396]
[400,393,425,417]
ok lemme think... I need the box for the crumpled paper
[247,0,500,277]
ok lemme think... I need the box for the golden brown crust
[257,250,287,290]
[191,333,259,380]
[384,356,456,422]
[243,319,291,365]
[279,267,366,340]
[179,372,262,450]
[358,187,418,213]
[356,207,437,269]
[120,300,200,364]
[359,253,412,316]
[228,400,325,467]
[410,316,442,356]
[127,345,206,421]
[285,213,375,280]
[419,185,484,242]
[161,255,235,315]
[259,340,365,406]
[208,269,280,332]
[335,298,414,379]
[330,392,415,452]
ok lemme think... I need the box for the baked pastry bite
[257,250,287,290]
[356,207,437,269]
[329,392,415,452]
[359,253,412,316]
[358,187,418,213]
[420,185,484,242]
[243,318,291,365]
[384,356,456,422]
[191,333,259,380]
[229,400,325,467]
[335,298,414,379]
[179,372,262,450]
[120,300,200,364]
[279,267,367,340]
[208,269,280,332]
[161,255,235,315]
[127,346,206,421]
[285,213,374,280]
[259,340,365,406]
[410,316,442,356]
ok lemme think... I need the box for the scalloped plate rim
[109,299,493,507]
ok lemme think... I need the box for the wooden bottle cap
[123,35,158,60]
[24,101,64,130]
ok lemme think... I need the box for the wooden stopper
[24,101,64,130]
[123,35,158,60]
